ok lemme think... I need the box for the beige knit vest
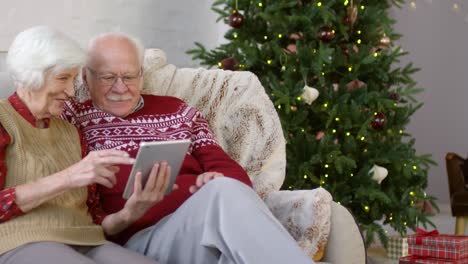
[0,100,106,254]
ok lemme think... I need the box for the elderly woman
[0,26,160,264]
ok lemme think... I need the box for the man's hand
[189,172,224,194]
[121,162,173,223]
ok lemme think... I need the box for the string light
[304,175,308,179]
[346,132,351,136]
[321,72,325,76]
[399,129,404,134]
[337,201,341,205]
[278,34,283,38]
[344,0,349,6]
[258,2,263,7]
[360,5,365,10]
[348,66,353,72]
[277,105,282,109]
[374,52,379,57]
[324,164,329,168]
[335,117,340,121]
[301,128,305,133]
[364,205,370,212]
[360,136,365,141]
[317,2,322,7]
[217,62,222,67]
[297,96,302,101]
[313,49,317,53]
[357,30,362,34]
[233,33,238,39]
[413,165,418,170]
[323,103,328,108]
[409,191,415,196]
[324,174,329,178]
[357,39,362,44]
[364,148,368,152]
[320,180,325,185]
[264,35,268,40]
[332,129,337,133]
[267,59,272,64]
[350,173,354,177]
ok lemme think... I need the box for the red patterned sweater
[63,94,252,244]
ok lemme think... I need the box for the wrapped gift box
[388,235,409,259]
[407,229,468,260]
[399,256,468,263]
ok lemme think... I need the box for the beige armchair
[139,49,367,264]
[0,49,366,264]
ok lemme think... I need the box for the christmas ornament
[342,45,359,56]
[344,5,358,25]
[378,36,391,48]
[389,92,400,102]
[289,33,302,40]
[333,83,339,91]
[221,57,238,71]
[285,43,297,54]
[317,26,335,43]
[229,10,244,28]
[371,112,387,131]
[346,79,366,91]
[415,200,435,214]
[315,131,324,140]
[369,164,388,184]
[301,85,319,105]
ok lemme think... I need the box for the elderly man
[62,32,314,264]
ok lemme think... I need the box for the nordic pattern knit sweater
[63,94,252,244]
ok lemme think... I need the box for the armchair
[0,49,366,264]
[446,152,468,235]
[140,49,366,263]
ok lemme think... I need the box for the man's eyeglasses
[86,67,142,87]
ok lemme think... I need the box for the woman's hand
[62,149,134,189]
[189,172,224,194]
[15,149,134,213]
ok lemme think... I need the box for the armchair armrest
[264,188,332,261]
[322,202,366,264]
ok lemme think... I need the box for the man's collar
[133,96,144,113]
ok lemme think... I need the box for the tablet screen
[122,139,191,199]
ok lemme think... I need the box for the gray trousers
[125,177,315,264]
[0,242,159,264]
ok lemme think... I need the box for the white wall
[391,1,468,203]
[0,0,222,69]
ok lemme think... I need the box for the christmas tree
[187,0,437,246]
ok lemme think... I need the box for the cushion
[265,188,332,260]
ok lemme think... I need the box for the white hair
[6,26,85,90]
[87,32,145,67]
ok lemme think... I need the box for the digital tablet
[122,139,191,199]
